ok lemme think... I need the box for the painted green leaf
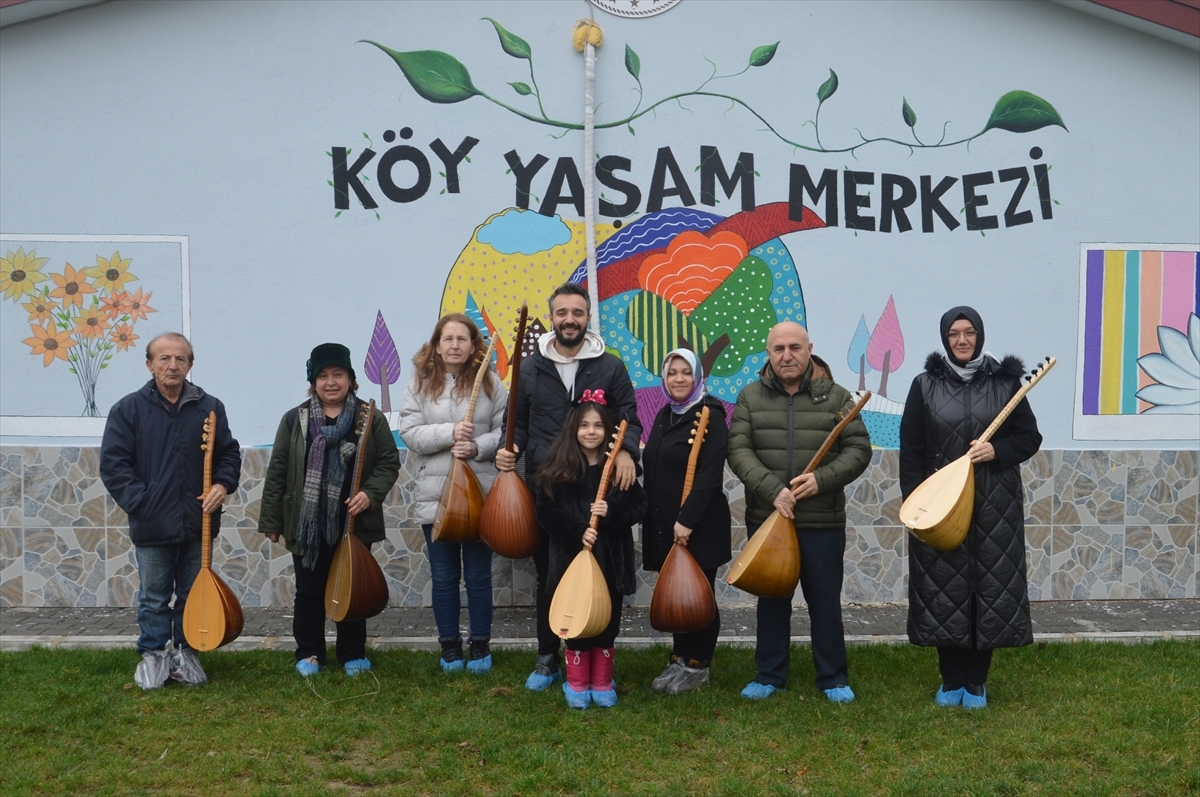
[817,69,838,103]
[509,81,533,96]
[361,41,478,103]
[982,90,1067,134]
[625,44,641,81]
[483,17,531,60]
[626,291,709,377]
[749,42,779,67]
[902,97,917,128]
[690,256,778,377]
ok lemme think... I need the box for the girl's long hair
[411,314,496,402]
[535,402,616,499]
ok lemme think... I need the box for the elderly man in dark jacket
[727,321,871,703]
[101,332,241,690]
[496,282,641,691]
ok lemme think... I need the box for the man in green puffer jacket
[727,321,871,704]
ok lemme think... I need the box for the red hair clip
[579,388,607,405]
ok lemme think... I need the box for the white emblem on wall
[587,0,682,19]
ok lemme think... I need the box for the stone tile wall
[1,446,1194,608]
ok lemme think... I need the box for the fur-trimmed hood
[923,352,1026,381]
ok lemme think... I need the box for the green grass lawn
[1,641,1196,796]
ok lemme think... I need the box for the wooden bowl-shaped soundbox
[432,461,485,543]
[725,510,800,599]
[183,568,244,651]
[479,470,539,559]
[548,549,612,640]
[650,542,715,633]
[898,454,974,552]
[325,531,390,622]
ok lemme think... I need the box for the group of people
[100,286,1040,713]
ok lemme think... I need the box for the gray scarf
[296,393,358,569]
[942,352,995,383]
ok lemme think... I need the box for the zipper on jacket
[965,380,977,647]
[787,393,795,481]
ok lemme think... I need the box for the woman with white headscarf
[899,306,1042,709]
[641,348,731,695]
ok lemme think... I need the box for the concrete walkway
[2,600,1196,651]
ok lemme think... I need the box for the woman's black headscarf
[939,305,985,364]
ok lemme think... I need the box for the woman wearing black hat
[898,307,1042,709]
[259,343,400,677]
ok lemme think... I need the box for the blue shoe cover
[962,686,988,710]
[467,654,493,674]
[935,685,965,707]
[824,685,855,703]
[525,667,562,691]
[590,683,617,708]
[296,656,320,677]
[740,681,779,700]
[441,657,465,673]
[344,658,371,677]
[563,682,591,709]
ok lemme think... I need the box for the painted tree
[847,313,873,391]
[867,295,904,397]
[364,310,402,412]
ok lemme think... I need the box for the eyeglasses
[947,329,978,341]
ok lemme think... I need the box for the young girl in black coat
[536,394,646,709]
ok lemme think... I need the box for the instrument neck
[977,361,1052,444]
[201,514,212,569]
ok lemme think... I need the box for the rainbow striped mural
[1080,248,1199,416]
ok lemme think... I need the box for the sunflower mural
[1,248,156,417]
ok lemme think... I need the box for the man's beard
[554,324,586,348]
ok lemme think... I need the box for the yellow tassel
[573,19,603,52]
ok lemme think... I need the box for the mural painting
[0,235,187,436]
[1074,245,1200,439]
[357,18,1066,448]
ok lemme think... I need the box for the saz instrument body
[899,356,1056,552]
[548,420,628,640]
[650,542,715,633]
[183,411,244,651]
[326,530,389,622]
[898,454,975,551]
[725,510,799,599]
[431,464,485,543]
[649,405,716,633]
[478,470,539,558]
[432,339,497,543]
[184,568,244,651]
[325,399,390,622]
[549,548,612,639]
[480,303,540,558]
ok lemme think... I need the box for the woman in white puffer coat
[399,314,506,673]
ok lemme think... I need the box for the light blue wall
[1,0,1198,447]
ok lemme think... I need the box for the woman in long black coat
[899,306,1042,709]
[642,348,731,695]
